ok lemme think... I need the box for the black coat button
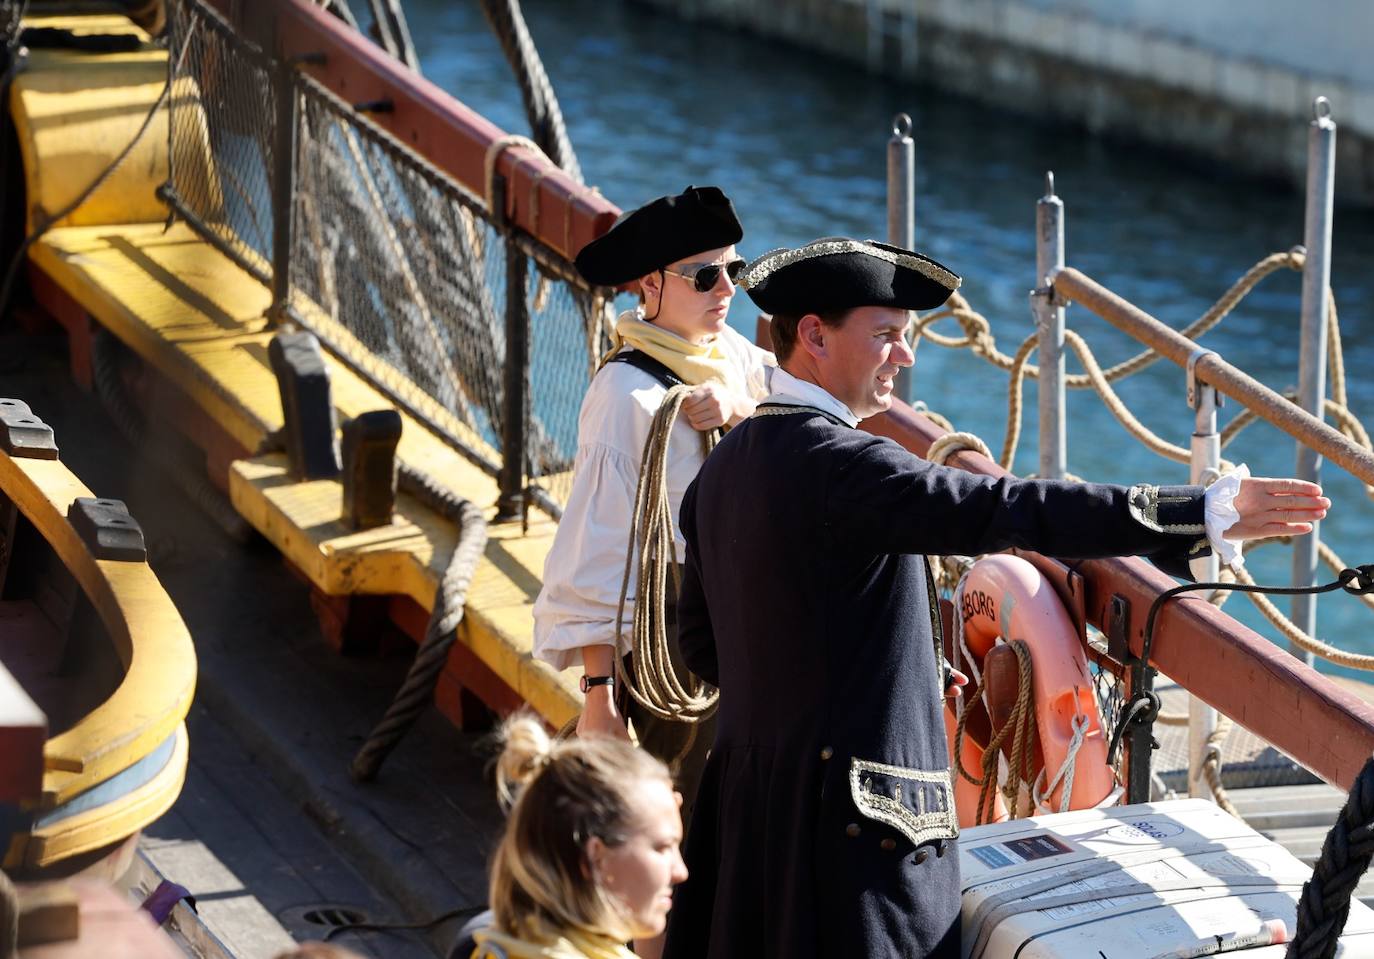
[846,823,861,838]
[820,746,834,761]
[914,848,930,865]
[880,838,896,851]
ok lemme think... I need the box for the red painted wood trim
[862,398,1374,790]
[214,0,620,263]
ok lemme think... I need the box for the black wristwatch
[580,675,614,694]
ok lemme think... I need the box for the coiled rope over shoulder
[1288,753,1374,959]
[613,384,718,725]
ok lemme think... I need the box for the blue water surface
[406,0,1374,676]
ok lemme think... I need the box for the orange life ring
[946,554,1116,822]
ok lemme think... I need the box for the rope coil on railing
[614,385,718,726]
[912,250,1374,502]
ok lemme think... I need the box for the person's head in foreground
[481,714,687,955]
[575,184,745,345]
[741,237,961,419]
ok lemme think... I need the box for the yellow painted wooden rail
[0,450,195,812]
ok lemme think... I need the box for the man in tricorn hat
[533,186,774,947]
[661,237,1328,958]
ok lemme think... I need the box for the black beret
[739,238,960,315]
[573,185,744,286]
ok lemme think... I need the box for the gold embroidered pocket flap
[849,758,960,846]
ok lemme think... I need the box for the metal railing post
[269,57,298,325]
[1033,172,1066,480]
[1186,349,1221,800]
[495,174,531,522]
[1290,97,1336,665]
[887,113,916,404]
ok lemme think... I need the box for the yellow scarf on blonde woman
[470,928,636,959]
[608,313,743,397]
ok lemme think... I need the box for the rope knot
[1339,566,1374,595]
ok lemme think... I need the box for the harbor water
[408,0,1374,677]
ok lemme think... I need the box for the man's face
[644,245,740,342]
[814,305,915,419]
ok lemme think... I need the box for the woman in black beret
[531,185,775,957]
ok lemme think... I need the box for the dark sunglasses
[663,257,747,293]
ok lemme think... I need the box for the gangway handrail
[1051,266,1374,487]
[863,399,1374,794]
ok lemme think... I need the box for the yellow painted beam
[229,456,579,726]
[0,451,196,806]
[33,224,579,728]
[8,15,173,232]
[15,724,188,870]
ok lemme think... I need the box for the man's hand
[683,381,754,431]
[576,685,631,742]
[1227,477,1329,540]
[945,668,969,700]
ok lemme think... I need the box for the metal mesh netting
[527,279,610,507]
[289,74,597,502]
[159,0,601,516]
[163,0,276,284]
[292,74,508,466]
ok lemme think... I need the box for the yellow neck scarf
[470,928,636,959]
[608,312,742,396]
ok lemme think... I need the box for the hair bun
[494,714,556,809]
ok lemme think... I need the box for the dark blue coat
[661,405,1206,959]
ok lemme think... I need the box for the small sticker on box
[969,844,1017,869]
[1005,834,1074,862]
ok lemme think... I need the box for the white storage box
[959,798,1374,958]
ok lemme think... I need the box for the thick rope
[915,251,1372,503]
[916,250,1303,386]
[613,385,718,725]
[350,463,489,780]
[478,0,582,185]
[1288,753,1374,959]
[953,639,1038,824]
[926,430,992,468]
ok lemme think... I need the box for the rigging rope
[350,462,489,781]
[613,384,718,726]
[1288,753,1374,959]
[478,0,582,185]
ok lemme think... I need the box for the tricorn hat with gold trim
[739,238,960,315]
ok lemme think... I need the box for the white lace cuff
[1204,463,1250,571]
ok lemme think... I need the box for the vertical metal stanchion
[1186,350,1221,800]
[269,57,297,326]
[887,113,916,404]
[1032,172,1066,480]
[495,174,531,522]
[1290,97,1336,664]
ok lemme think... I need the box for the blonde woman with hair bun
[472,714,688,959]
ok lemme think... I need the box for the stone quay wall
[630,0,1374,206]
